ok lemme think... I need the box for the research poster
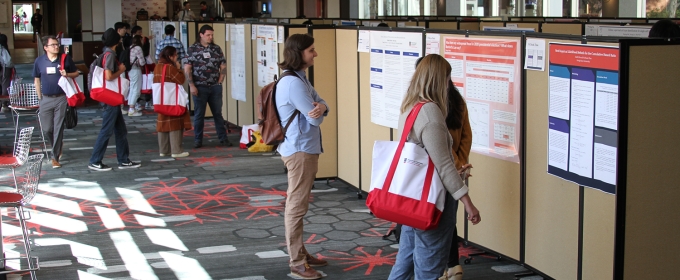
[256,25,279,87]
[547,43,619,194]
[230,25,247,102]
[444,37,522,163]
[180,22,188,52]
[369,31,423,128]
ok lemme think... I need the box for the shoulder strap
[275,70,303,135]
[60,53,66,69]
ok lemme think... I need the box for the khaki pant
[158,130,184,154]
[282,152,319,267]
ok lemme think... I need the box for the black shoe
[119,161,142,169]
[88,163,112,171]
[219,139,233,147]
[194,142,203,148]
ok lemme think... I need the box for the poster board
[622,43,680,279]
[238,23,254,126]
[368,30,423,129]
[311,28,338,178]
[224,23,238,124]
[442,36,522,163]
[541,23,583,35]
[336,29,361,188]
[525,38,581,280]
[547,43,619,194]
[230,24,248,103]
[255,25,280,87]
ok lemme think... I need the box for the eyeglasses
[46,44,60,47]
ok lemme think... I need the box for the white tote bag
[90,53,130,106]
[366,102,447,230]
[152,64,188,116]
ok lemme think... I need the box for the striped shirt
[155,35,186,61]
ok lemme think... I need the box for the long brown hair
[158,46,177,64]
[278,34,314,71]
[401,54,452,116]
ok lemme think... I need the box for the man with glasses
[33,35,79,168]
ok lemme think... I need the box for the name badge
[46,67,57,74]
[203,52,211,59]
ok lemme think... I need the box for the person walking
[88,28,141,171]
[0,34,14,112]
[275,33,330,280]
[176,2,196,21]
[127,35,146,116]
[31,9,43,42]
[387,54,480,280]
[183,25,231,148]
[155,46,191,158]
[33,35,79,168]
[13,12,21,32]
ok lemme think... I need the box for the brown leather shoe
[306,254,328,267]
[290,263,322,279]
[52,159,61,169]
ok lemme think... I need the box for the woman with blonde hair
[388,54,481,280]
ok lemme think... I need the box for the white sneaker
[171,152,189,158]
[128,109,142,116]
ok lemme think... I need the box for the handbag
[58,54,86,107]
[64,106,78,129]
[152,64,188,117]
[366,102,447,230]
[90,52,130,106]
[141,63,155,94]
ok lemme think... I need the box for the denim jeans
[128,67,142,107]
[193,85,227,143]
[388,193,458,280]
[89,104,131,165]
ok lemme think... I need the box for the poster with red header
[548,43,619,194]
[444,37,522,163]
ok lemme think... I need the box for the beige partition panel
[525,39,580,280]
[212,23,229,119]
[428,21,459,30]
[480,21,504,30]
[460,35,520,260]
[358,52,391,192]
[336,29,360,187]
[541,23,582,35]
[459,22,480,31]
[516,22,540,31]
[579,41,617,280]
[290,19,307,24]
[311,29,338,178]
[624,44,680,279]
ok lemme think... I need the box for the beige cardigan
[398,102,469,200]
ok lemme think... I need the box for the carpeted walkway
[0,74,541,279]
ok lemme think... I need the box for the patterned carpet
[0,89,539,279]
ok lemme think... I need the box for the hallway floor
[0,65,542,280]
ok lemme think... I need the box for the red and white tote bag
[366,102,447,230]
[90,53,130,106]
[152,64,188,117]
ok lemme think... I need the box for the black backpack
[118,44,136,72]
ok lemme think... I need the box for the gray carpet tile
[0,103,526,279]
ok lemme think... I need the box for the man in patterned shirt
[155,24,186,61]
[183,25,231,148]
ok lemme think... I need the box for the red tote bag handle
[382,102,429,192]
[160,64,167,105]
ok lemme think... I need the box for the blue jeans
[89,104,131,165]
[388,194,458,280]
[193,85,227,143]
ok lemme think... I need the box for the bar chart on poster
[547,43,619,194]
[443,37,522,163]
[369,31,423,129]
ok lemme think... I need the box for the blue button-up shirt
[155,35,186,61]
[275,70,329,157]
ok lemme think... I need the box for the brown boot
[290,263,322,279]
[306,254,328,267]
